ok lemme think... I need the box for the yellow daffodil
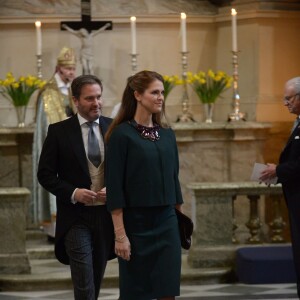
[0,72,46,106]
[207,69,215,78]
[163,74,183,100]
[188,70,232,103]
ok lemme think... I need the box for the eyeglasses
[283,93,300,102]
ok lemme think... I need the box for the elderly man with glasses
[260,77,300,298]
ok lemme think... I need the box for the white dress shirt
[54,73,71,96]
[71,114,103,203]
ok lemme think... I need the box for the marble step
[0,231,235,291]
[26,235,56,260]
[0,251,234,291]
[26,228,46,240]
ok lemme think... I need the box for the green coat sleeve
[106,126,128,211]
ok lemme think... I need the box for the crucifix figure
[61,0,113,75]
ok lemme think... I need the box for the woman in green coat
[105,70,183,300]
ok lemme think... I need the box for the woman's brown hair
[105,70,167,142]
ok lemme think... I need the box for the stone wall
[0,1,300,126]
[0,1,298,234]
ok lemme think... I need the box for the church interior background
[1,0,300,298]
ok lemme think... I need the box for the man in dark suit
[38,74,115,300]
[260,76,300,297]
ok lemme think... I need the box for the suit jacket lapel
[285,124,300,149]
[98,116,112,185]
[65,115,90,177]
[99,116,110,153]
[280,124,300,163]
[99,116,109,136]
[64,115,111,178]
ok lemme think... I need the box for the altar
[0,122,272,228]
[172,121,272,213]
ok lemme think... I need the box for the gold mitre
[57,47,76,66]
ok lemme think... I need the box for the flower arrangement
[163,75,183,100]
[186,70,233,103]
[0,72,46,107]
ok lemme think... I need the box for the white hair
[286,77,300,94]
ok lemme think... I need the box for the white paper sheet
[250,162,278,185]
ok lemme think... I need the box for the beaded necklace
[129,120,160,141]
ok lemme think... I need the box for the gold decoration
[57,47,76,66]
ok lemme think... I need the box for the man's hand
[259,163,277,183]
[74,188,98,205]
[97,187,107,203]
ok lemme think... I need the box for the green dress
[106,121,183,300]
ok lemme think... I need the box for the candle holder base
[228,111,246,122]
[176,112,195,123]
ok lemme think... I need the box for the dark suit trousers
[286,199,300,298]
[65,206,113,300]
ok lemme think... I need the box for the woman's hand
[111,208,131,261]
[115,236,131,261]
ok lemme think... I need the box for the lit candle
[181,13,187,52]
[130,16,137,55]
[231,8,238,52]
[35,21,42,55]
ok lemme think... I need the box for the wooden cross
[61,0,113,33]
[60,0,112,74]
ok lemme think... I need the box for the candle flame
[35,21,41,27]
[181,12,186,19]
[130,16,136,22]
[231,8,237,16]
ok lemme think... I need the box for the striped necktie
[86,122,101,167]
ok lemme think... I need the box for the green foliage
[0,72,46,106]
[187,70,233,103]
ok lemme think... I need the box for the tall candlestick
[176,51,194,122]
[181,13,187,52]
[130,16,137,55]
[231,9,238,52]
[228,51,245,121]
[35,21,42,56]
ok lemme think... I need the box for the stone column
[0,188,31,274]
[187,182,237,269]
[0,127,34,227]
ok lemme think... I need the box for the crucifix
[61,0,113,75]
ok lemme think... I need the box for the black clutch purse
[175,209,194,250]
